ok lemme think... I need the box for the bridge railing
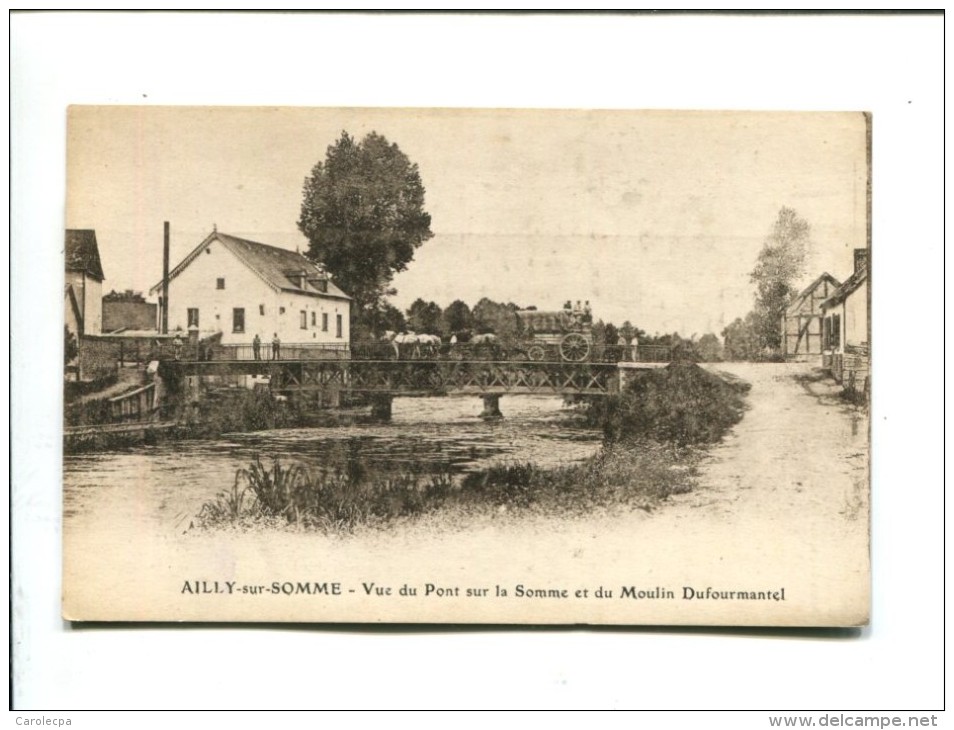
[108,383,157,423]
[215,342,350,361]
[348,342,673,363]
[161,339,673,365]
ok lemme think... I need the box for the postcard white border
[10,11,945,713]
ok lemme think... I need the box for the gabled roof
[785,272,841,316]
[150,231,351,300]
[822,267,867,310]
[65,229,105,281]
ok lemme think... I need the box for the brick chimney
[854,248,868,275]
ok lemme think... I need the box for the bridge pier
[370,394,393,421]
[479,394,503,420]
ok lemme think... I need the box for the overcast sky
[67,106,867,336]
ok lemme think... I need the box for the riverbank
[193,439,706,534]
[193,361,742,533]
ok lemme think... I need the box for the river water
[63,395,603,533]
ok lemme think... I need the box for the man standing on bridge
[252,334,261,360]
[272,333,281,361]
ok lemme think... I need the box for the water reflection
[63,396,603,532]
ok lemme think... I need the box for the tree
[298,131,434,328]
[695,333,724,362]
[472,298,523,343]
[352,300,406,341]
[722,314,761,361]
[749,207,811,352]
[64,326,78,367]
[441,299,474,336]
[405,298,443,335]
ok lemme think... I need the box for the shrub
[593,362,749,445]
[196,457,456,532]
[179,389,307,438]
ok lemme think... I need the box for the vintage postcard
[62,107,870,625]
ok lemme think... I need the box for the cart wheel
[560,333,590,362]
[527,344,547,361]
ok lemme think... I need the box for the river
[63,395,604,533]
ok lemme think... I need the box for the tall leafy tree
[298,131,434,330]
[472,298,522,343]
[441,299,474,336]
[405,298,443,335]
[750,207,810,351]
[695,333,724,362]
[722,313,762,361]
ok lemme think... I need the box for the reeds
[195,457,456,532]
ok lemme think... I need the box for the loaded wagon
[513,303,595,362]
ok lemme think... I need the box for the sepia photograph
[62,106,870,626]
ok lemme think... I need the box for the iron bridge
[162,358,624,397]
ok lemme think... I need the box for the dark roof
[821,267,867,310]
[785,272,841,316]
[65,229,105,281]
[152,231,350,300]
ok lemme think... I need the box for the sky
[67,107,868,336]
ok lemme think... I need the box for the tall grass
[196,444,699,533]
[196,457,456,532]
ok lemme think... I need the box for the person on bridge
[252,334,261,360]
[272,333,281,360]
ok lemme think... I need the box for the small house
[781,272,841,359]
[821,248,869,389]
[65,229,105,337]
[150,230,351,351]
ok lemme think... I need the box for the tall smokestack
[161,221,170,334]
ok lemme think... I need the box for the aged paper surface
[62,107,870,625]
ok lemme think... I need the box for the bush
[196,446,701,533]
[179,389,307,438]
[196,457,456,532]
[593,362,749,445]
[458,447,697,514]
[64,372,119,403]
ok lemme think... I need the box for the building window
[187,308,199,328]
[216,277,225,290]
[311,311,316,326]
[300,311,307,329]
[831,313,841,348]
[279,307,285,315]
[336,314,343,339]
[823,317,831,350]
[322,313,328,332]
[259,304,265,316]
[233,308,245,333]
